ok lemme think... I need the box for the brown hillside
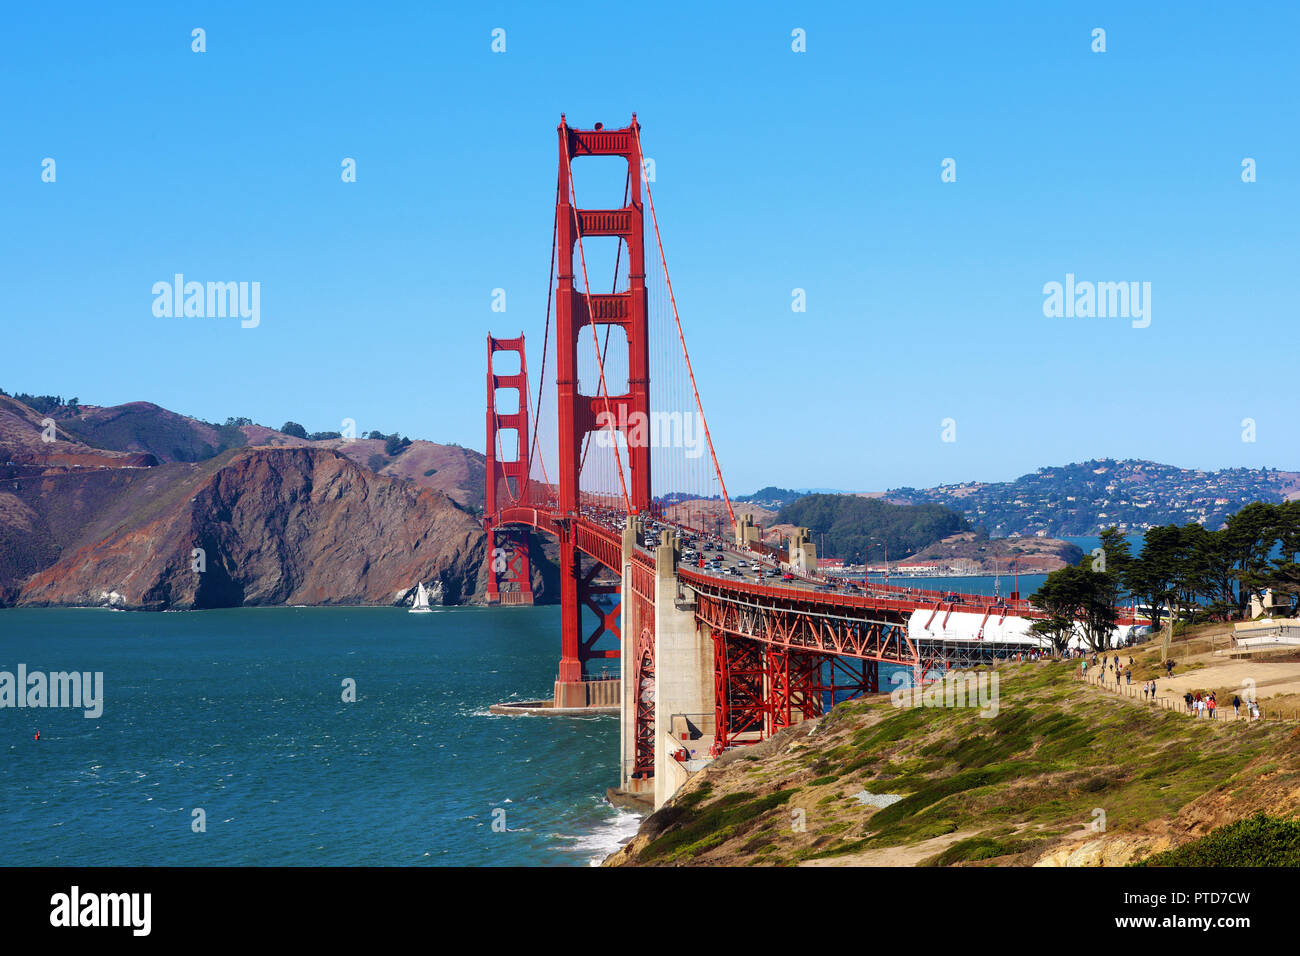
[17,447,489,610]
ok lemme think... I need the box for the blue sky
[2,1,1296,494]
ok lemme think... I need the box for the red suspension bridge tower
[553,114,653,705]
[484,334,534,607]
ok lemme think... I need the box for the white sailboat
[409,581,433,614]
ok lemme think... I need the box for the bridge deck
[490,507,1147,628]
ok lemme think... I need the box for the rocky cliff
[16,447,490,610]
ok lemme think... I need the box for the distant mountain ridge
[0,389,486,506]
[888,458,1300,537]
[0,389,495,608]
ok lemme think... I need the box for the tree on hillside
[1031,559,1119,652]
[1194,526,1243,618]
[1257,500,1300,611]
[1230,502,1285,613]
[1080,568,1121,651]
[280,421,308,439]
[1029,611,1076,656]
[1095,526,1131,613]
[12,393,65,415]
[1124,525,1184,628]
[384,433,412,457]
[1030,565,1088,651]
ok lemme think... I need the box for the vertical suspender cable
[632,124,736,530]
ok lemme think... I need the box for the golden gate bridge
[482,115,1145,807]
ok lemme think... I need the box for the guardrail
[1075,670,1294,721]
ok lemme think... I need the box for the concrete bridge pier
[789,526,817,575]
[652,531,714,809]
[618,519,653,800]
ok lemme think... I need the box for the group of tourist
[1182,690,1218,718]
[1077,656,1265,720]
[1082,653,1135,687]
[1176,690,1259,719]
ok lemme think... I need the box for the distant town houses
[889,459,1296,538]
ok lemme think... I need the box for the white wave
[556,805,645,866]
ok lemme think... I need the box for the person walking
[1233,694,1241,718]
[1184,691,1193,714]
[1207,696,1216,719]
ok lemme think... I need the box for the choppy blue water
[0,606,637,866]
[874,573,1049,598]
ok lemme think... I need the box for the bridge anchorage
[483,115,1146,809]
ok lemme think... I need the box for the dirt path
[1155,660,1300,698]
[799,829,981,867]
[1077,659,1300,720]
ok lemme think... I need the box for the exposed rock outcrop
[17,447,489,610]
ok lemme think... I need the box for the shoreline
[851,569,1058,580]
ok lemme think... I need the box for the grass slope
[617,663,1300,867]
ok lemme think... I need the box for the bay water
[0,606,635,866]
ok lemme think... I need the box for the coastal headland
[605,623,1300,867]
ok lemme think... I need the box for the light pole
[870,537,889,589]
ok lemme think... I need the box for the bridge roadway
[493,502,1105,627]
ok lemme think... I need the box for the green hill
[607,663,1300,867]
[776,494,969,561]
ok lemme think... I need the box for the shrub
[1136,815,1300,867]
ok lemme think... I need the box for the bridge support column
[653,533,713,810]
[789,527,817,575]
[618,521,653,796]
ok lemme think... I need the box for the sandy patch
[1157,660,1300,698]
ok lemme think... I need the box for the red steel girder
[579,563,621,661]
[632,620,655,777]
